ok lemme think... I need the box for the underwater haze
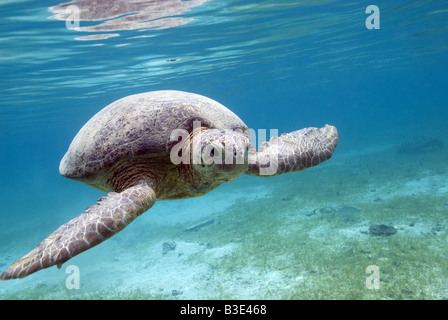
[1,0,448,299]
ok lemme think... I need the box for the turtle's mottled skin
[0,90,338,280]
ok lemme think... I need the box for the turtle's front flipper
[0,182,155,280]
[247,125,338,176]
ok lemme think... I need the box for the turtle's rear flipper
[0,182,155,280]
[247,125,338,176]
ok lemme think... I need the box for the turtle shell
[59,90,248,182]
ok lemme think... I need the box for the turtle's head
[193,128,249,180]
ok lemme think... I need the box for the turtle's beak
[193,129,249,178]
[215,134,249,172]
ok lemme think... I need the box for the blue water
[1,0,447,299]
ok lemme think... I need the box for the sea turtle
[0,90,338,279]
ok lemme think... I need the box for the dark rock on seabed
[369,224,397,236]
[396,136,444,154]
[162,241,177,255]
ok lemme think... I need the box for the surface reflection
[48,0,212,40]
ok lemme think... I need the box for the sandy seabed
[1,138,447,300]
